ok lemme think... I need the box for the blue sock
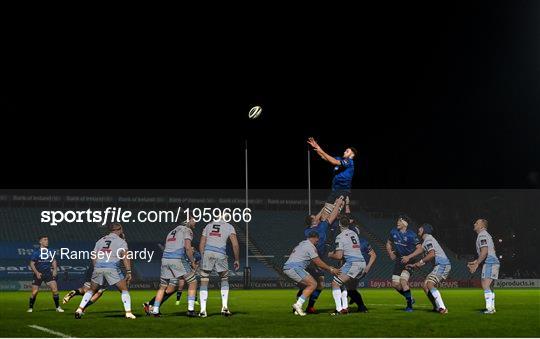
[307,289,322,308]
[53,293,59,308]
[403,290,412,307]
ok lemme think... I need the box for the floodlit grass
[1,288,538,337]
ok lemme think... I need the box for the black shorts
[32,272,56,286]
[393,258,412,276]
[306,263,325,279]
[326,190,351,203]
[345,271,367,290]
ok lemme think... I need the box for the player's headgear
[421,223,433,234]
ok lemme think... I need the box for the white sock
[200,287,208,312]
[187,296,195,311]
[484,290,493,310]
[121,290,131,312]
[295,295,306,307]
[430,288,445,309]
[332,288,342,311]
[78,291,94,310]
[492,291,495,309]
[221,281,229,309]
[341,289,348,310]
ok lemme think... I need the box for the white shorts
[160,258,192,285]
[201,251,228,273]
[426,264,451,284]
[91,267,124,286]
[482,263,500,280]
[341,261,366,279]
[283,267,310,283]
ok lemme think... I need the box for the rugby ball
[248,106,262,119]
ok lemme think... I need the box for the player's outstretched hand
[307,137,320,150]
[401,256,410,264]
[334,196,345,207]
[234,260,240,271]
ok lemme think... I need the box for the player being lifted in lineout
[307,137,357,218]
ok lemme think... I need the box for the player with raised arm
[307,137,357,217]
[74,223,135,319]
[283,232,341,316]
[386,215,422,312]
[198,219,240,317]
[147,218,199,317]
[296,196,344,314]
[327,221,367,315]
[405,224,451,314]
[467,219,500,314]
[27,235,63,313]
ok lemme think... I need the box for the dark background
[2,1,539,189]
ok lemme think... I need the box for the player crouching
[283,232,340,316]
[405,224,451,314]
[327,224,367,315]
[75,223,136,319]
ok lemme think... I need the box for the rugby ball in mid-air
[248,106,262,119]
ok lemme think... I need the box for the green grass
[0,289,539,337]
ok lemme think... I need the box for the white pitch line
[368,303,431,308]
[28,325,73,338]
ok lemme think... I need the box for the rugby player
[467,219,500,314]
[28,235,63,313]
